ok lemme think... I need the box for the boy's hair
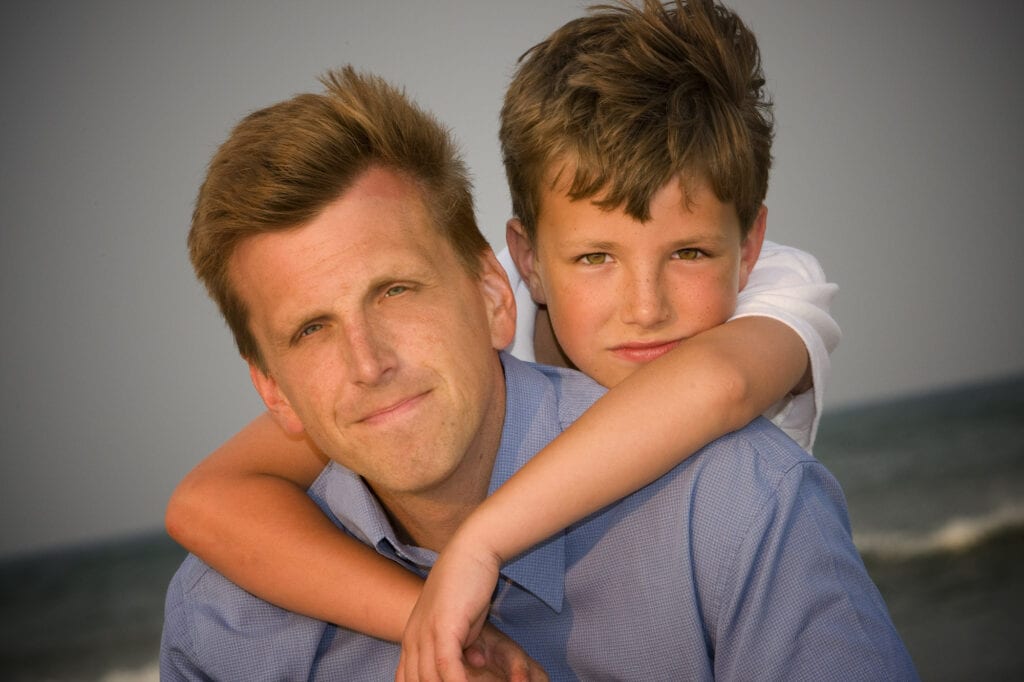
[188,67,486,371]
[500,0,773,239]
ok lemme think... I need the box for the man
[162,67,916,680]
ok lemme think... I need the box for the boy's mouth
[610,339,682,364]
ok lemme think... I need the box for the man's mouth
[357,390,431,425]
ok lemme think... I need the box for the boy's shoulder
[749,240,830,289]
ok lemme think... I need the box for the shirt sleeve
[159,567,208,682]
[731,240,841,450]
[712,457,918,680]
[159,557,331,680]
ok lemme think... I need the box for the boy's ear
[248,363,305,435]
[476,248,517,351]
[506,219,547,304]
[738,205,768,291]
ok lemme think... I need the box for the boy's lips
[610,339,682,364]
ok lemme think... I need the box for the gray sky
[2,0,1022,558]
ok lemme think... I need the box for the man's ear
[738,204,768,292]
[476,248,517,351]
[248,363,305,435]
[506,219,547,305]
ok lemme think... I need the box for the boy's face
[509,175,765,389]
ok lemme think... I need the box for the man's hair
[189,67,486,370]
[500,0,773,240]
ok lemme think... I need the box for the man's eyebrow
[264,308,329,349]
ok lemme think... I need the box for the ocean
[2,376,1021,681]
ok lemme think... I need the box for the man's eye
[578,253,609,265]
[673,248,703,261]
[384,285,408,297]
[298,323,323,339]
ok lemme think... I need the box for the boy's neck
[533,307,575,370]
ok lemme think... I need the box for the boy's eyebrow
[674,230,733,246]
[558,228,732,249]
[562,238,617,251]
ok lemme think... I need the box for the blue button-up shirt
[161,354,917,680]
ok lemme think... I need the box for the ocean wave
[100,662,159,682]
[854,504,1024,561]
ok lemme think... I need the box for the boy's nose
[621,271,672,328]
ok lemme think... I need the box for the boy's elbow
[698,355,755,433]
[164,476,206,549]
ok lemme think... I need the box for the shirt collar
[313,353,567,613]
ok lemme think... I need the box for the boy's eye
[384,285,409,297]
[673,248,703,261]
[578,253,609,265]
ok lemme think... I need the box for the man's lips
[357,390,431,424]
[610,339,682,363]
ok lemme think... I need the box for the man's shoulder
[704,416,818,474]
[657,417,837,528]
[165,553,285,626]
[166,553,217,599]
[162,553,330,677]
[501,353,607,429]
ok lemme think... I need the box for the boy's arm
[399,316,810,681]
[469,315,809,556]
[165,412,420,641]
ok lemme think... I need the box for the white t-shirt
[497,240,840,450]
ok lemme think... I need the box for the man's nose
[341,318,396,385]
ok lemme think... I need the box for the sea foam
[853,503,1024,560]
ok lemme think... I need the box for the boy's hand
[397,536,542,681]
[398,621,546,682]
[462,625,548,682]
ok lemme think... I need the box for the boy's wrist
[448,513,505,569]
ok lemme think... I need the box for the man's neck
[376,488,488,552]
[369,373,507,552]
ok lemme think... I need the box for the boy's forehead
[535,170,740,234]
[538,161,725,215]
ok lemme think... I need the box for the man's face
[510,175,765,389]
[233,167,515,503]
